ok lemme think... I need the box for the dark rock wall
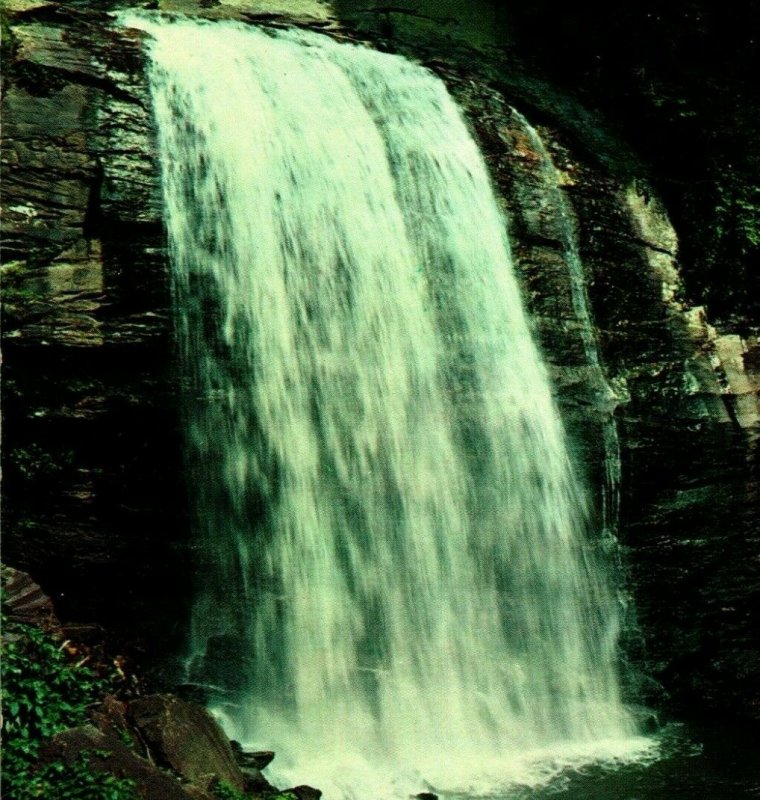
[2,2,759,719]
[1,3,190,662]
[564,154,760,719]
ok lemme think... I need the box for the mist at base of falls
[126,13,657,797]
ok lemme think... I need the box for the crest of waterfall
[125,14,653,797]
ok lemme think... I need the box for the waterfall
[126,14,653,797]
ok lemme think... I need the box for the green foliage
[117,726,137,750]
[213,782,249,800]
[1,614,135,800]
[681,167,760,323]
[212,782,299,800]
[2,620,98,754]
[712,176,760,253]
[7,443,73,483]
[0,262,49,335]
[9,752,137,800]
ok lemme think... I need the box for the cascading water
[126,14,654,797]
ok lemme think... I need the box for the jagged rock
[181,773,226,800]
[242,767,273,793]
[246,750,275,770]
[157,0,339,28]
[42,724,197,800]
[128,694,245,791]
[229,741,275,792]
[230,740,275,770]
[1,566,59,628]
[1,0,183,655]
[184,785,218,800]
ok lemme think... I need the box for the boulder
[128,694,245,791]
[231,741,271,767]
[183,785,218,800]
[42,724,196,800]
[246,750,275,770]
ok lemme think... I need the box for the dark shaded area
[0,340,192,671]
[501,2,760,327]
[0,2,193,681]
[524,718,760,799]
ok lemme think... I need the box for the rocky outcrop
[42,712,271,800]
[2,0,758,725]
[42,725,202,800]
[555,145,760,718]
[128,694,246,792]
[1,564,61,629]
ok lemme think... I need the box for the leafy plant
[1,614,136,799]
[9,751,137,800]
[1,9,18,68]
[212,782,300,800]
[213,782,249,800]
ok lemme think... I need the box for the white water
[126,14,654,797]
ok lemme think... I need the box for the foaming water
[125,13,656,796]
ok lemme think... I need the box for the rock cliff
[2,0,758,721]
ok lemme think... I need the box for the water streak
[126,14,653,797]
[508,111,623,567]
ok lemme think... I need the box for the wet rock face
[3,1,759,723]
[447,83,618,517]
[1,2,189,658]
[559,153,760,720]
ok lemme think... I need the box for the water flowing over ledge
[122,12,656,796]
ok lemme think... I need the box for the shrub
[9,752,138,800]
[1,614,136,799]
